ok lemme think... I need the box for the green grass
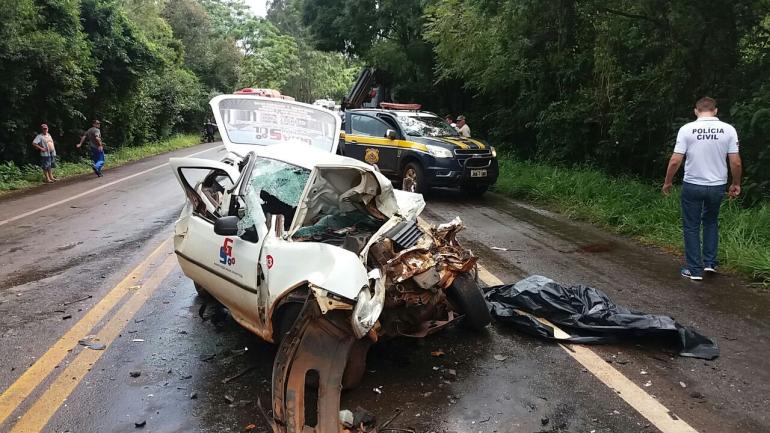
[0,134,200,193]
[494,156,770,283]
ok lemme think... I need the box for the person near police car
[32,123,56,183]
[662,97,742,280]
[76,119,105,177]
[456,115,471,137]
[444,114,457,130]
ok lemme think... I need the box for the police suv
[339,104,499,195]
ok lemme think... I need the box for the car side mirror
[339,131,346,140]
[214,215,239,236]
[385,129,396,140]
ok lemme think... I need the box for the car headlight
[351,269,386,338]
[427,145,453,158]
[491,146,497,158]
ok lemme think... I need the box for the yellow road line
[477,264,699,433]
[0,238,171,427]
[8,252,178,433]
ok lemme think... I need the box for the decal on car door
[219,238,236,266]
[364,148,380,164]
[215,237,243,278]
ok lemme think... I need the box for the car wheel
[274,302,303,344]
[342,339,371,390]
[462,185,489,196]
[193,282,212,299]
[446,272,491,330]
[401,161,425,194]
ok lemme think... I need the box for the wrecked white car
[169,94,490,432]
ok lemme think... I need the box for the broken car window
[397,115,458,137]
[237,157,310,236]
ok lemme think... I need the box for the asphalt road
[0,142,768,433]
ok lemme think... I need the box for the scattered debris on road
[78,336,106,350]
[430,349,445,357]
[134,420,146,428]
[490,246,523,252]
[129,371,141,378]
[63,295,92,306]
[493,354,508,361]
[221,366,255,384]
[485,275,720,359]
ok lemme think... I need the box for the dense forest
[298,0,770,204]
[2,0,769,203]
[0,0,358,166]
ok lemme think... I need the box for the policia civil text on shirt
[662,97,742,281]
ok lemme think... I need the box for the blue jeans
[90,147,105,172]
[681,182,725,276]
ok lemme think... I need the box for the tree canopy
[0,0,358,166]
[299,0,770,204]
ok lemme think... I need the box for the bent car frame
[169,93,490,432]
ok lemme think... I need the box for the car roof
[252,142,375,171]
[348,109,439,118]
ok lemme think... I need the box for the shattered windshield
[397,115,459,137]
[249,157,310,207]
[218,98,339,152]
[237,157,310,235]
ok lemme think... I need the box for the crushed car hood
[248,143,425,234]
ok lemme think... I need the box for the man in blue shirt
[76,119,104,177]
[662,97,742,280]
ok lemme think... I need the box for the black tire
[341,340,371,390]
[193,282,211,299]
[273,302,303,344]
[446,273,491,330]
[401,161,425,194]
[462,185,489,196]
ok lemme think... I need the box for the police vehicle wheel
[193,282,212,299]
[446,273,491,331]
[401,162,425,194]
[462,185,488,196]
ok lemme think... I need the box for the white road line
[477,265,699,433]
[0,145,222,227]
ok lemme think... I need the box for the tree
[0,0,93,161]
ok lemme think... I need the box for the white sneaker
[681,268,703,281]
[704,266,717,273]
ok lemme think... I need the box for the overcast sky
[243,0,267,17]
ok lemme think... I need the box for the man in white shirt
[662,97,742,280]
[456,115,471,137]
[32,123,56,183]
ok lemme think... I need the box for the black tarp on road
[485,275,719,360]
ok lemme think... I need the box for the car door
[169,157,267,336]
[345,113,400,175]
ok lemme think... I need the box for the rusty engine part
[366,217,477,338]
[271,296,362,433]
[270,218,479,432]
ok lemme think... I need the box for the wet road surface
[0,144,768,433]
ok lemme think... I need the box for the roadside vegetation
[0,134,199,193]
[495,157,770,284]
[1,0,358,184]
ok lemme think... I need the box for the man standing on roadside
[77,119,104,177]
[662,97,742,280]
[456,115,471,137]
[32,123,56,183]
